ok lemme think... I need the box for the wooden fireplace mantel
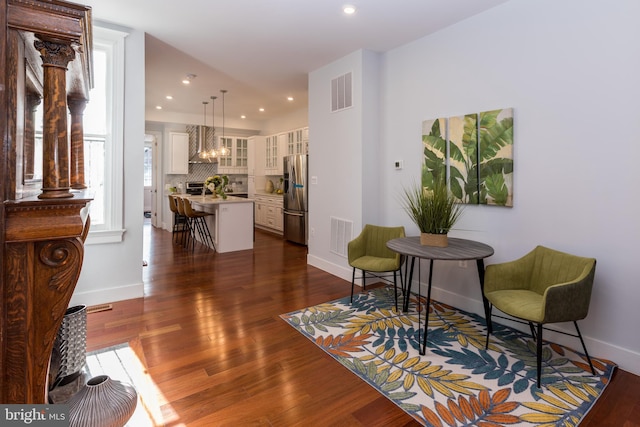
[1,0,93,403]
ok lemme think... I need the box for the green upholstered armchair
[348,224,405,309]
[484,245,597,387]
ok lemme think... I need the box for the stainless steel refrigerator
[283,154,308,245]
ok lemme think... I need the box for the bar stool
[183,198,216,251]
[174,197,193,249]
[168,195,186,243]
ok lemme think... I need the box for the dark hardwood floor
[85,221,640,426]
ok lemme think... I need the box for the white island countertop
[186,195,253,205]
[179,195,254,253]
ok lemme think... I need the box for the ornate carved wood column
[34,38,75,199]
[2,0,93,404]
[68,97,87,189]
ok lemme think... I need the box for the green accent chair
[484,245,597,387]
[348,224,405,310]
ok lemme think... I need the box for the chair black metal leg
[362,270,366,293]
[180,217,189,247]
[193,218,208,251]
[574,321,596,375]
[529,322,537,340]
[393,270,398,312]
[350,267,356,303]
[485,305,493,349]
[172,213,178,242]
[536,322,543,388]
[199,217,216,250]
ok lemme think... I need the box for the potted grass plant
[401,178,464,247]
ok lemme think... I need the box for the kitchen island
[187,195,254,253]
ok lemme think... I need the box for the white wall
[308,51,368,274]
[308,0,640,374]
[70,27,146,306]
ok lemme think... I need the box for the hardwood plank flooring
[85,221,640,426]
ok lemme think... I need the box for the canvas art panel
[448,113,479,204]
[479,108,514,206]
[421,118,447,191]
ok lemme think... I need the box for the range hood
[188,125,216,164]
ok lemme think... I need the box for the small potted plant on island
[401,178,464,247]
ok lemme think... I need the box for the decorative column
[33,38,76,199]
[68,97,87,189]
[24,92,42,181]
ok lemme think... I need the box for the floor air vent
[330,217,353,257]
[86,304,113,314]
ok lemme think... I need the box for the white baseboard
[307,254,352,282]
[69,282,144,308]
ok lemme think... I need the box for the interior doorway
[143,133,159,228]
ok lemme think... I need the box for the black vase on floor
[68,375,138,427]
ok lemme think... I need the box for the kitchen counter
[183,195,254,253]
[187,195,252,204]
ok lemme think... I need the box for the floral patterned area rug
[280,287,616,426]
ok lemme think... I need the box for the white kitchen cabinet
[286,127,309,156]
[248,135,265,176]
[253,194,283,234]
[265,133,286,175]
[168,132,189,174]
[218,136,248,174]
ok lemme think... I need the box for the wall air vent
[331,72,353,112]
[330,216,353,257]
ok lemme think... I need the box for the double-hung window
[82,26,127,243]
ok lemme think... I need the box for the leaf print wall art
[422,108,514,207]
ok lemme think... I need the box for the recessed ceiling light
[241,115,246,119]
[287,96,294,101]
[155,105,162,110]
[182,73,196,84]
[343,5,356,15]
[166,95,173,100]
[259,108,265,112]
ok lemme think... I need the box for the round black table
[386,236,494,354]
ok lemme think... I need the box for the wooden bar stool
[183,198,216,251]
[168,195,187,243]
[174,197,193,249]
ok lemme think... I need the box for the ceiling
[80,0,509,124]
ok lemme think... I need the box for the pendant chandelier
[199,89,229,161]
[198,100,209,160]
[208,95,218,160]
[218,89,230,157]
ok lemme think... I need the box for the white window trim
[85,25,127,245]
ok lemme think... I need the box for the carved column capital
[33,39,76,69]
[26,92,42,111]
[67,97,87,115]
